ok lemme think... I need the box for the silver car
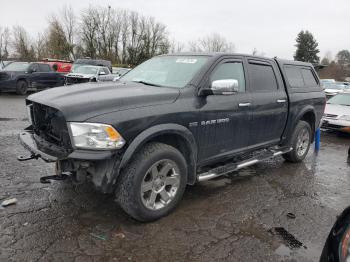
[322,92,350,133]
[65,65,118,85]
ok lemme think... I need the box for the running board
[197,147,292,182]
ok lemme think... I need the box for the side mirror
[99,71,106,75]
[208,79,239,95]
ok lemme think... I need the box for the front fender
[118,123,198,184]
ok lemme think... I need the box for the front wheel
[116,142,187,222]
[283,120,312,163]
[16,80,28,95]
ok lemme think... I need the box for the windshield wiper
[132,80,163,87]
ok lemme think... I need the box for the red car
[41,58,72,74]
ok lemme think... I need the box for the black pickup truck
[18,53,325,221]
[0,62,65,95]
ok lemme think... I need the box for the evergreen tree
[294,30,320,64]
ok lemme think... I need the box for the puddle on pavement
[238,217,314,259]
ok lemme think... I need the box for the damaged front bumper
[18,130,122,193]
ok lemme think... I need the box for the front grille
[322,122,342,129]
[30,102,72,150]
[324,113,338,119]
[0,72,10,81]
[66,77,90,85]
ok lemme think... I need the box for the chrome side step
[197,147,292,182]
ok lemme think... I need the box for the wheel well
[300,111,316,141]
[147,133,196,185]
[17,79,26,83]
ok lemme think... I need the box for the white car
[322,92,350,133]
[324,83,348,97]
[65,65,119,85]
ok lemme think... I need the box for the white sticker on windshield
[176,58,197,64]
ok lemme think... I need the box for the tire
[16,80,28,95]
[116,142,187,222]
[283,120,312,163]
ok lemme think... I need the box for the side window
[301,68,318,87]
[249,62,278,92]
[102,68,110,74]
[210,62,246,92]
[284,66,304,88]
[29,64,39,72]
[38,64,51,72]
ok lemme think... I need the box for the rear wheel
[116,142,187,222]
[16,80,28,95]
[283,120,312,163]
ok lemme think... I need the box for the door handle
[238,102,251,107]
[277,99,286,103]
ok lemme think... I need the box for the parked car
[19,53,325,221]
[0,61,65,94]
[41,58,73,74]
[324,82,348,98]
[65,65,118,85]
[322,92,350,133]
[72,58,112,72]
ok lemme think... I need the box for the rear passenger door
[39,64,62,87]
[247,59,288,147]
[37,64,54,87]
[27,63,43,88]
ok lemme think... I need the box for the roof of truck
[162,52,313,67]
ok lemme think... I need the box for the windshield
[4,62,29,71]
[72,66,98,74]
[121,56,209,88]
[327,94,350,106]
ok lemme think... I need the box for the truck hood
[27,81,180,121]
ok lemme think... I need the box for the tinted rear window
[301,68,318,87]
[38,64,51,72]
[249,63,278,92]
[284,66,318,88]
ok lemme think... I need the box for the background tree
[189,33,235,53]
[46,17,72,60]
[0,26,11,59]
[60,5,76,59]
[34,32,49,59]
[336,50,350,65]
[294,30,320,64]
[320,57,330,65]
[80,6,100,59]
[318,61,347,81]
[12,26,36,61]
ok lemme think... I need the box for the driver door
[27,63,43,88]
[197,58,252,164]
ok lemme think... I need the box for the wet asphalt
[0,93,349,262]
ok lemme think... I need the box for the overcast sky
[1,0,349,59]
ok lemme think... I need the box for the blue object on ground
[315,128,321,151]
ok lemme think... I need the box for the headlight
[68,122,125,150]
[339,115,350,121]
